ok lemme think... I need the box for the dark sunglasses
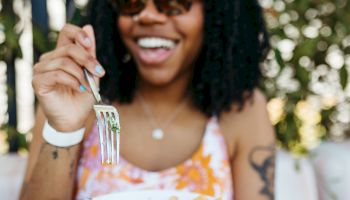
[109,0,193,16]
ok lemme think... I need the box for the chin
[136,63,180,86]
[140,74,175,87]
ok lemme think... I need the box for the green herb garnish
[109,117,120,134]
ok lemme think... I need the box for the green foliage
[0,0,24,153]
[0,0,22,60]
[32,25,55,53]
[261,0,350,153]
[1,124,28,151]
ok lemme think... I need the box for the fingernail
[83,37,91,46]
[95,65,105,75]
[80,85,86,92]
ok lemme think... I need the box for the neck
[134,72,191,128]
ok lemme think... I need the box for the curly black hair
[84,0,270,116]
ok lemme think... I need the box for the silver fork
[84,69,120,165]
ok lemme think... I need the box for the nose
[136,0,167,25]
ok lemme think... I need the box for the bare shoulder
[219,89,275,156]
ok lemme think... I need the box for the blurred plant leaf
[274,49,285,69]
[32,24,54,52]
[339,65,348,89]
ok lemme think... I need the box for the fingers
[81,25,100,85]
[82,25,96,58]
[34,24,102,95]
[32,70,84,95]
[57,24,92,48]
[39,44,105,77]
[34,57,90,91]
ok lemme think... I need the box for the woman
[20,0,275,199]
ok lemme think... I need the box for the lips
[138,48,176,65]
[134,37,178,65]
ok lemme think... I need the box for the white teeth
[137,37,176,49]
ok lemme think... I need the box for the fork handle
[83,69,102,103]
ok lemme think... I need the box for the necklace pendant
[152,128,164,140]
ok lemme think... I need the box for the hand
[32,24,104,132]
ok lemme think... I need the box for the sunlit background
[0,0,350,156]
[261,0,350,154]
[0,0,88,155]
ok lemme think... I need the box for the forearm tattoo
[249,144,275,199]
[20,143,76,199]
[52,146,59,159]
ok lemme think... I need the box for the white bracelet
[42,121,85,147]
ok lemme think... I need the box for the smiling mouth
[136,37,178,49]
[134,37,179,65]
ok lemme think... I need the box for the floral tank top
[75,117,234,199]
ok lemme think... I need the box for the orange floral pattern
[175,146,217,196]
[76,117,233,200]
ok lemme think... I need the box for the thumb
[82,25,96,58]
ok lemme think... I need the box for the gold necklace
[137,92,188,140]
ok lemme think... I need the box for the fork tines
[94,105,120,165]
